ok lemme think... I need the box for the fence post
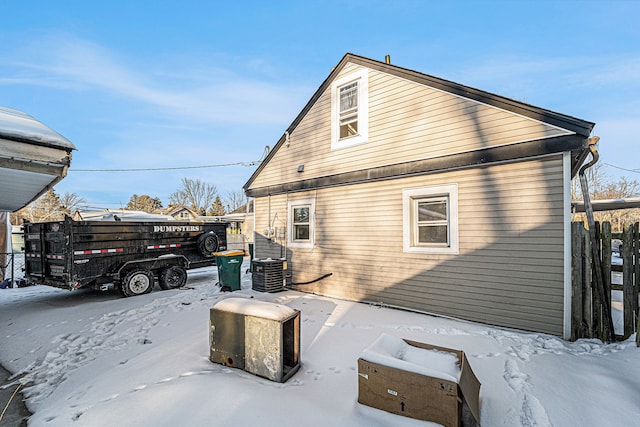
[600,222,612,340]
[584,227,594,338]
[571,222,585,340]
[623,224,634,339]
[10,252,15,287]
[633,222,639,335]
[637,308,640,347]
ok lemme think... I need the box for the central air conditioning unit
[252,258,285,292]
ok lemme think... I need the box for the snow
[360,334,460,383]
[1,258,639,427]
[213,297,297,321]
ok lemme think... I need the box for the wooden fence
[571,221,639,344]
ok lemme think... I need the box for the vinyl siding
[250,62,573,190]
[254,155,566,335]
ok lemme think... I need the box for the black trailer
[23,217,229,296]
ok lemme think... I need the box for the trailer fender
[197,231,220,257]
[116,255,189,280]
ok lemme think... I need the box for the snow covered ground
[1,258,639,426]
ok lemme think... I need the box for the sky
[1,0,639,210]
[1,259,639,426]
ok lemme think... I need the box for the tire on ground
[121,268,155,297]
[159,265,187,290]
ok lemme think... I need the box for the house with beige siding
[159,205,200,221]
[243,53,595,338]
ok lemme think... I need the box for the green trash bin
[214,250,245,291]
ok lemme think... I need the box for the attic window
[331,68,368,150]
[339,82,358,138]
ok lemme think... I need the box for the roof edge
[0,106,76,151]
[243,53,595,191]
[344,53,595,136]
[244,53,355,191]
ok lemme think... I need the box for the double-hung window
[331,68,368,149]
[415,196,449,246]
[403,184,459,254]
[288,198,315,248]
[339,82,359,139]
[293,206,310,240]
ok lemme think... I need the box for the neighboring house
[158,205,200,221]
[244,53,595,338]
[198,202,254,253]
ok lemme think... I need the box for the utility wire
[70,146,271,173]
[603,163,640,174]
[71,160,262,172]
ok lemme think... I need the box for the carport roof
[0,106,76,212]
[0,106,75,150]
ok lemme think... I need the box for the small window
[339,82,359,138]
[288,198,315,248]
[331,68,368,150]
[415,197,449,246]
[403,184,459,254]
[292,206,310,241]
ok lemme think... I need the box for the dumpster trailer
[23,216,229,297]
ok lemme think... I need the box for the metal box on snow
[209,297,300,382]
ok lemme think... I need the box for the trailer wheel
[159,265,187,290]
[121,269,154,297]
[197,232,219,257]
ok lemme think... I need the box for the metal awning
[0,106,76,212]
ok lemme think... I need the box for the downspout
[578,137,615,342]
[284,192,288,259]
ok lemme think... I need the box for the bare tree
[11,190,62,223]
[60,192,86,216]
[10,190,85,224]
[224,190,247,213]
[169,177,218,215]
[572,165,640,231]
[572,163,609,200]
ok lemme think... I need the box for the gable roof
[160,205,199,217]
[244,53,595,191]
[229,200,253,214]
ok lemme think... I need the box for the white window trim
[287,198,315,249]
[403,184,459,254]
[331,68,369,150]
